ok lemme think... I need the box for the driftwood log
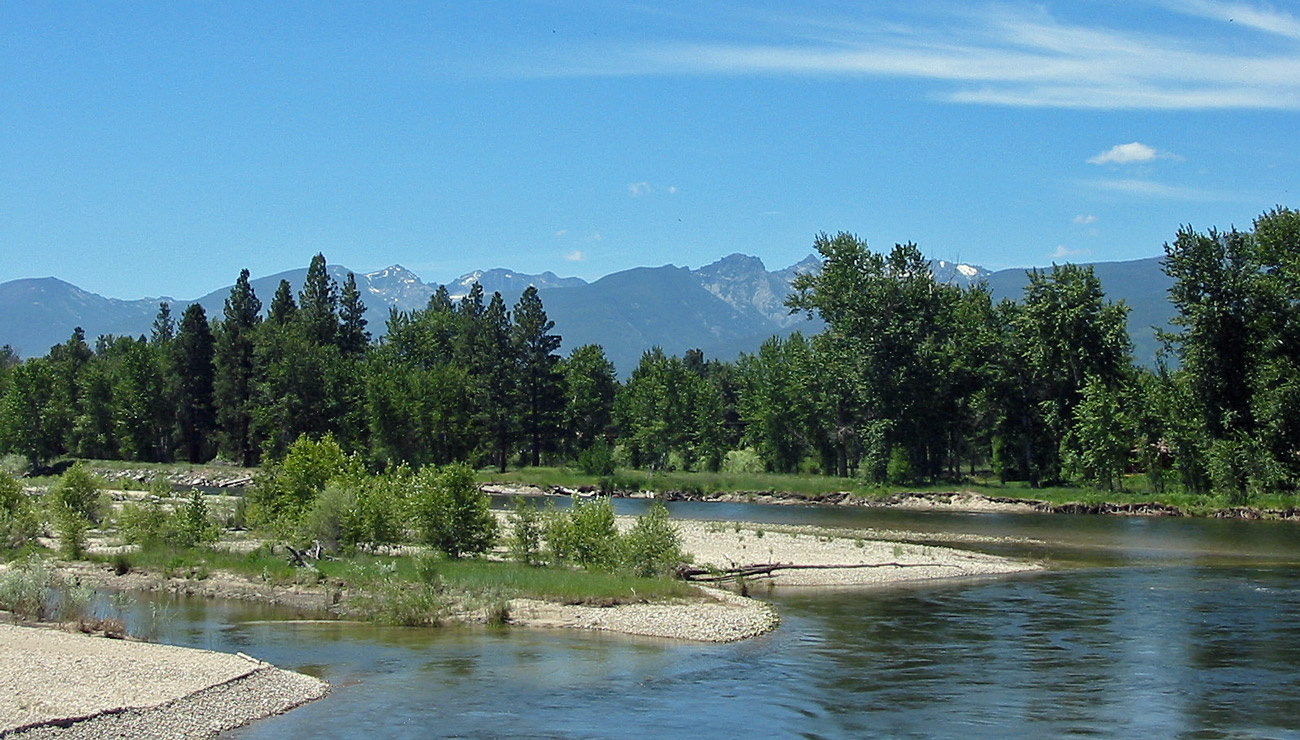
[676,561,961,583]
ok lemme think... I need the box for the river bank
[0,623,326,739]
[38,512,1036,645]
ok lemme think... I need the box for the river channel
[139,500,1300,739]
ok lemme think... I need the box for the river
[135,500,1300,739]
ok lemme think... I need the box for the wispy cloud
[1073,214,1097,224]
[1083,178,1233,201]
[1169,0,1300,40]
[564,249,585,262]
[530,3,1300,110]
[627,181,678,196]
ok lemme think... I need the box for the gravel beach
[0,624,326,739]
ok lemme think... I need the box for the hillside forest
[1,207,1297,503]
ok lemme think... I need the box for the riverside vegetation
[2,209,1300,518]
[0,440,696,630]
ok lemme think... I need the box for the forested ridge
[2,208,1298,503]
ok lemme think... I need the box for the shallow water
[138,503,1300,739]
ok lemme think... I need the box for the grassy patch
[425,559,699,604]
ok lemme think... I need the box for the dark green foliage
[298,253,339,346]
[174,303,216,463]
[513,286,564,467]
[215,269,262,466]
[338,272,370,357]
[267,279,297,325]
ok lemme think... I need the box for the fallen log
[677,561,961,583]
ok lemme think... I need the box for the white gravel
[0,624,326,739]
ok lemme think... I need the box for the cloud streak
[531,3,1300,110]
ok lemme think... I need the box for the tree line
[1,207,1297,502]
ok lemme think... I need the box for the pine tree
[267,280,297,325]
[338,272,370,357]
[512,286,563,467]
[174,303,216,463]
[214,269,262,467]
[150,302,175,344]
[298,253,338,345]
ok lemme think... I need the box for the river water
[138,501,1300,739]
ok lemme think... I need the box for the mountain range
[0,254,1175,374]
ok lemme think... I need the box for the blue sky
[2,1,1297,299]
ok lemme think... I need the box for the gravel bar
[0,624,327,739]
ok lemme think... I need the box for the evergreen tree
[214,269,262,467]
[174,303,216,463]
[267,279,298,325]
[512,286,563,467]
[150,302,175,344]
[338,272,370,357]
[0,360,63,468]
[298,253,338,345]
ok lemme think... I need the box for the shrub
[0,473,39,550]
[0,555,60,620]
[619,502,685,578]
[506,497,543,565]
[247,434,364,536]
[577,439,616,477]
[118,499,171,546]
[173,491,219,548]
[49,463,106,524]
[300,481,359,552]
[722,448,765,475]
[545,496,617,569]
[409,463,497,558]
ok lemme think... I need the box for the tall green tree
[560,344,617,455]
[214,269,263,467]
[267,280,298,325]
[0,360,63,468]
[298,253,338,346]
[513,286,563,467]
[338,272,370,357]
[174,303,216,463]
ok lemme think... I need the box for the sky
[2,0,1298,300]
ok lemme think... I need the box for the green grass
[424,559,698,604]
[91,544,698,610]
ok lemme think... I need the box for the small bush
[507,497,543,565]
[118,499,171,546]
[174,491,219,548]
[0,473,39,550]
[545,497,617,569]
[0,555,60,620]
[409,463,497,559]
[301,481,359,553]
[619,502,685,578]
[577,439,616,477]
[722,448,765,475]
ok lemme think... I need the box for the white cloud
[1088,142,1160,165]
[1073,214,1098,224]
[589,231,603,242]
[1053,245,1091,259]
[628,181,652,196]
[667,185,679,195]
[564,250,586,262]
[554,229,569,237]
[530,4,1300,110]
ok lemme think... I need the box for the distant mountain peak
[446,268,587,300]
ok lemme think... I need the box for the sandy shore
[0,623,326,739]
